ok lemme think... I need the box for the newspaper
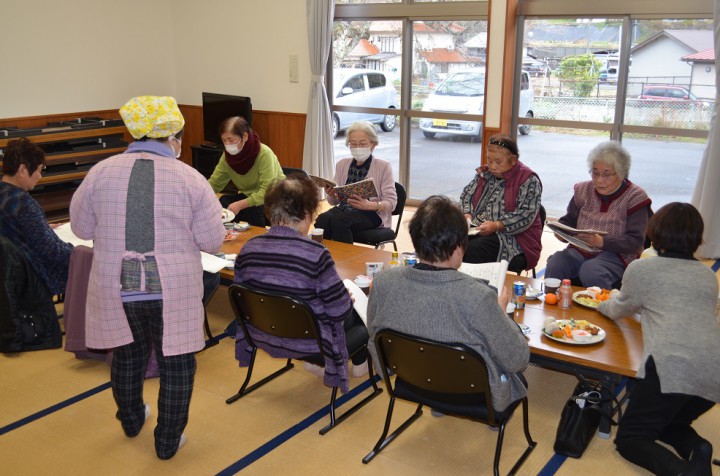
[458,259,509,292]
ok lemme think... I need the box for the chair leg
[319,355,383,435]
[226,355,294,404]
[363,401,423,464]
[202,308,219,349]
[507,398,537,476]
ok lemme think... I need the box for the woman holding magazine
[545,141,652,290]
[314,121,396,244]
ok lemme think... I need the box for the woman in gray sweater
[598,202,719,476]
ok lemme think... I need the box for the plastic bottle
[387,251,402,268]
[560,279,573,309]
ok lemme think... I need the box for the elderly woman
[70,96,226,459]
[459,133,543,272]
[207,116,285,227]
[314,120,397,244]
[598,203,719,476]
[545,141,652,289]
[233,173,369,392]
[0,137,73,295]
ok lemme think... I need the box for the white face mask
[225,140,243,155]
[350,147,371,162]
[169,136,181,159]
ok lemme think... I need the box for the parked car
[525,60,550,77]
[419,69,535,139]
[638,85,700,102]
[332,69,398,138]
[599,67,618,83]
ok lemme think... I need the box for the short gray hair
[344,120,379,146]
[587,141,631,179]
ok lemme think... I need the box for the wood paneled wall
[2,107,308,170]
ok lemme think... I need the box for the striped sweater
[233,226,353,392]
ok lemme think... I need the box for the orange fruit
[544,293,558,305]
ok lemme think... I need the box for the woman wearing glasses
[545,141,652,290]
[459,133,543,273]
[314,120,397,244]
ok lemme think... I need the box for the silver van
[419,69,535,139]
[332,69,398,138]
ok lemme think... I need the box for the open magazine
[458,259,508,292]
[310,175,379,201]
[546,220,605,252]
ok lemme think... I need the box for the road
[334,127,704,217]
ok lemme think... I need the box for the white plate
[572,291,600,310]
[525,288,543,300]
[233,221,250,231]
[543,319,606,345]
[221,209,235,223]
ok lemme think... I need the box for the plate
[572,291,600,310]
[525,288,543,300]
[221,209,235,223]
[233,221,250,231]
[543,319,606,345]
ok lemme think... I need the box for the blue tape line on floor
[0,381,112,436]
[712,259,720,273]
[536,267,546,278]
[216,377,377,475]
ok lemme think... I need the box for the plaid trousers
[113,299,196,460]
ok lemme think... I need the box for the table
[506,275,643,436]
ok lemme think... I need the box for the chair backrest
[282,167,308,178]
[374,329,498,420]
[390,182,407,236]
[539,204,546,226]
[228,283,321,345]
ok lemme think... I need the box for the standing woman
[207,116,285,226]
[70,96,226,459]
[598,202,719,476]
[0,138,73,296]
[314,120,396,244]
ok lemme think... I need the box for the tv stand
[191,144,223,179]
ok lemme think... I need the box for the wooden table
[218,227,392,282]
[506,275,642,436]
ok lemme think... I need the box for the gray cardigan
[367,266,530,412]
[598,256,720,403]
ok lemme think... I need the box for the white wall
[170,0,309,112]
[0,0,176,119]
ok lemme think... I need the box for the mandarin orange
[544,293,558,305]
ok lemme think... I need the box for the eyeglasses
[488,138,516,155]
[589,171,617,179]
[348,141,371,148]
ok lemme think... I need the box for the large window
[516,16,713,217]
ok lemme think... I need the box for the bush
[556,54,602,97]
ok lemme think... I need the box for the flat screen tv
[202,92,252,146]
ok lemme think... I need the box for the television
[202,92,253,146]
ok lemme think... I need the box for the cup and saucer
[233,221,250,231]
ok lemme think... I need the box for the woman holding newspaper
[314,121,396,244]
[545,141,652,290]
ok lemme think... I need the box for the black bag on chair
[554,378,619,458]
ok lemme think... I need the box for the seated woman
[233,173,369,392]
[459,134,543,272]
[207,116,285,227]
[0,137,73,295]
[598,203,719,476]
[545,141,651,289]
[314,120,396,244]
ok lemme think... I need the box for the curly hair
[2,137,45,176]
[264,173,319,226]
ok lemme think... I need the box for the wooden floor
[2,211,718,475]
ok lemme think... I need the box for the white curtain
[691,0,720,259]
[302,0,335,179]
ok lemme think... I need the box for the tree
[556,54,602,97]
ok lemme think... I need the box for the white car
[419,69,535,139]
[332,69,398,138]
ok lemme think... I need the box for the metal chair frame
[225,283,382,434]
[363,329,536,476]
[353,182,407,251]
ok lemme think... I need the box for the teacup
[543,278,561,296]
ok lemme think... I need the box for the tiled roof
[347,39,380,58]
[418,48,468,63]
[682,48,715,62]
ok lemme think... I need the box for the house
[682,48,716,99]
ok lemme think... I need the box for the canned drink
[513,281,526,309]
[405,257,418,266]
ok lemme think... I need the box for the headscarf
[119,96,185,139]
[225,130,262,175]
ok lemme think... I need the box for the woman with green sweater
[208,116,284,226]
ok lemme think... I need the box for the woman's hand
[576,232,603,248]
[228,199,249,215]
[324,185,336,198]
[477,220,500,236]
[347,194,377,211]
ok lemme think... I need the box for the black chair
[282,167,308,177]
[225,283,382,434]
[363,329,536,476]
[353,182,406,251]
[508,204,546,278]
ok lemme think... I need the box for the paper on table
[54,222,93,247]
[343,279,368,326]
[458,259,509,292]
[201,252,234,273]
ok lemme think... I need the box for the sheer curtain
[302,0,335,180]
[691,1,720,259]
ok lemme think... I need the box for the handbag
[553,376,621,458]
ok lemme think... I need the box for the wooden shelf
[0,126,127,147]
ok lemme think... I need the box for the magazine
[546,220,607,236]
[550,228,596,252]
[343,279,369,326]
[309,175,336,189]
[332,178,379,201]
[458,259,509,292]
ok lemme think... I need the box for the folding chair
[353,182,406,251]
[225,283,382,434]
[363,329,536,476]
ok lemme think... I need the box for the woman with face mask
[314,121,397,244]
[207,116,285,227]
